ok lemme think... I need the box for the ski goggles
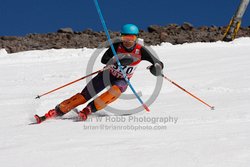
[121,35,137,42]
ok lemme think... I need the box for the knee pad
[93,85,122,111]
[58,93,87,114]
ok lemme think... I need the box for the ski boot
[78,106,92,121]
[34,109,58,124]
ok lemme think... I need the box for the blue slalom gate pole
[93,0,150,112]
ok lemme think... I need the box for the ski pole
[35,66,110,99]
[94,0,150,112]
[162,74,215,110]
[146,65,214,110]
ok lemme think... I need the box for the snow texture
[0,38,250,167]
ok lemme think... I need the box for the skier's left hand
[149,63,163,76]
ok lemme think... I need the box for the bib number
[111,65,137,78]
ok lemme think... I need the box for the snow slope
[0,38,250,167]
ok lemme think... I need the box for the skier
[34,24,164,123]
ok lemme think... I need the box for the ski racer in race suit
[34,24,164,123]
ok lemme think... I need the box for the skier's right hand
[118,57,134,66]
[113,54,135,66]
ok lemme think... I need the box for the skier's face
[121,35,137,49]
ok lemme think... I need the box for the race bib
[110,64,137,79]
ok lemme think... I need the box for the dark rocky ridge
[1,23,250,53]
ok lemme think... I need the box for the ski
[30,108,81,125]
[29,115,46,125]
[30,108,133,125]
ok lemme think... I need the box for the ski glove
[117,57,134,66]
[149,63,163,76]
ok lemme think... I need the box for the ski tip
[29,115,37,123]
[28,122,39,125]
[211,106,215,110]
[33,115,42,124]
[28,116,40,125]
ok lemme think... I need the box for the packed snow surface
[0,38,250,167]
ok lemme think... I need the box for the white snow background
[0,38,250,167]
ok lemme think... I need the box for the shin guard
[57,93,87,114]
[93,85,122,111]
